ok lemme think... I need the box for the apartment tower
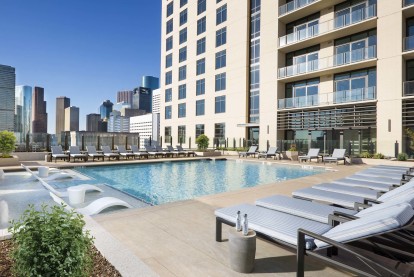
[32,87,48,133]
[56,96,70,137]
[0,64,16,132]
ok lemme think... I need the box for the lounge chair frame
[51,146,69,163]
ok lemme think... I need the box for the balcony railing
[278,86,377,109]
[279,4,376,47]
[279,0,318,17]
[404,35,414,52]
[404,0,414,7]
[278,45,377,78]
[403,81,414,96]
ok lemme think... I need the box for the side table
[228,228,256,273]
[67,186,85,205]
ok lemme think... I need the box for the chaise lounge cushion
[377,179,414,202]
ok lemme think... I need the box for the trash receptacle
[228,229,256,273]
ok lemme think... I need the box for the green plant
[398,152,409,161]
[359,151,373,158]
[288,144,297,151]
[196,134,209,150]
[405,128,414,152]
[373,152,384,159]
[0,130,16,158]
[9,204,94,277]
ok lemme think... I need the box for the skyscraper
[56,96,70,136]
[99,100,113,120]
[32,87,47,133]
[142,76,160,90]
[132,87,153,113]
[15,85,32,142]
[86,113,101,132]
[152,89,161,114]
[0,64,16,132]
[64,106,79,131]
[116,90,133,105]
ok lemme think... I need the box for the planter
[195,151,222,157]
[284,151,298,161]
[0,155,19,166]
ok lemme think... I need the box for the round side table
[67,187,85,205]
[228,228,256,273]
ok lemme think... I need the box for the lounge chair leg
[297,231,305,277]
[216,217,222,242]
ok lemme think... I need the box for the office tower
[113,101,131,112]
[116,90,133,105]
[130,113,160,147]
[100,100,113,120]
[32,87,47,133]
[142,76,160,90]
[107,110,130,132]
[56,96,70,136]
[86,113,101,132]
[132,87,153,113]
[64,106,79,131]
[152,89,161,114]
[0,64,16,132]
[15,85,32,142]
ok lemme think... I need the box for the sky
[0,0,161,133]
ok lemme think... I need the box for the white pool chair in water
[21,164,73,181]
[49,192,132,216]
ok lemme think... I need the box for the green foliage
[0,131,16,158]
[373,153,384,159]
[405,128,414,152]
[196,134,209,150]
[288,144,297,151]
[359,151,373,158]
[398,152,409,161]
[9,204,94,277]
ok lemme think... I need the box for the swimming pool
[73,160,326,205]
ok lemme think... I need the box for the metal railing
[278,0,317,17]
[333,87,376,104]
[403,81,414,96]
[279,5,376,47]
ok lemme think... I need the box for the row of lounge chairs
[51,145,195,162]
[215,165,414,276]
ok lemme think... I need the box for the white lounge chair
[86,146,105,161]
[346,175,401,185]
[298,148,320,163]
[131,145,149,159]
[332,178,393,192]
[257,147,279,160]
[49,192,132,216]
[69,146,87,162]
[176,145,195,157]
[323,149,346,165]
[145,145,163,158]
[238,145,258,158]
[22,164,73,181]
[156,145,173,157]
[51,146,69,163]
[312,183,381,199]
[355,169,403,180]
[117,145,135,160]
[166,145,183,157]
[101,146,120,160]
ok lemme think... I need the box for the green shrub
[0,130,16,158]
[196,134,209,150]
[373,153,384,159]
[359,151,373,158]
[9,204,94,277]
[398,152,409,161]
[288,144,297,151]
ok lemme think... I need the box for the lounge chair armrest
[328,212,358,226]
[363,198,381,205]
[354,202,371,210]
[332,211,359,219]
[403,174,413,181]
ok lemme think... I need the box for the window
[216,4,227,25]
[178,103,186,118]
[215,50,226,69]
[251,13,260,39]
[179,28,187,44]
[166,19,173,34]
[285,13,319,42]
[251,0,261,14]
[180,9,188,26]
[215,96,226,113]
[166,36,173,51]
[180,0,187,7]
[215,73,226,91]
[249,90,259,123]
[165,88,172,102]
[250,65,260,89]
[166,54,173,68]
[197,37,206,55]
[196,99,205,116]
[165,126,172,143]
[178,125,186,143]
[216,0,222,3]
[250,39,260,64]
[178,84,186,99]
[214,123,225,139]
[197,17,206,35]
[167,2,174,17]
[196,79,205,95]
[179,47,187,62]
[197,0,206,15]
[334,0,375,29]
[195,124,204,138]
[165,71,172,85]
[334,68,376,103]
[196,58,205,75]
[165,106,172,119]
[216,27,227,47]
[284,78,320,108]
[178,65,187,81]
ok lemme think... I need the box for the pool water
[73,160,326,205]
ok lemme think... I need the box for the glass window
[178,125,186,143]
[179,28,187,44]
[197,17,206,35]
[179,46,187,62]
[178,65,187,81]
[196,79,205,95]
[178,103,186,118]
[217,0,222,3]
[251,13,260,39]
[198,0,206,15]
[216,27,227,47]
[197,37,206,55]
[334,30,376,65]
[165,53,173,68]
[180,0,187,7]
[216,4,227,25]
[166,36,173,51]
[249,90,259,122]
[165,126,172,143]
[250,39,260,64]
[178,84,186,99]
[251,0,261,14]
[180,9,188,26]
[215,96,226,113]
[196,99,205,116]
[214,123,225,139]
[167,2,174,17]
[250,65,260,89]
[196,58,205,75]
[165,106,172,119]
[166,19,173,34]
[215,50,226,69]
[165,88,172,102]
[165,71,172,85]
[195,124,204,138]
[215,73,226,91]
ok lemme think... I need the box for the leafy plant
[405,128,414,152]
[196,134,209,151]
[288,144,297,151]
[398,152,409,161]
[9,204,94,277]
[373,153,384,159]
[359,151,373,158]
[0,131,16,158]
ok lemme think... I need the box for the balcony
[277,86,376,109]
[404,0,414,8]
[278,45,377,79]
[278,4,376,48]
[279,0,318,17]
[404,35,414,52]
[403,81,414,96]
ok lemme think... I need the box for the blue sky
[0,0,161,132]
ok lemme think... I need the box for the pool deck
[1,156,412,276]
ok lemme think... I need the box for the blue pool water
[73,160,326,205]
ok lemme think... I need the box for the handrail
[278,0,318,16]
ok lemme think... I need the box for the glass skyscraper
[15,85,32,143]
[0,64,16,132]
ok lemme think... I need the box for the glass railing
[404,35,414,52]
[279,0,318,17]
[279,5,376,47]
[333,86,376,104]
[403,81,414,96]
[278,94,319,109]
[278,45,376,78]
[404,0,414,7]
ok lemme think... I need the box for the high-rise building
[56,96,70,136]
[132,87,153,113]
[152,89,161,114]
[160,0,414,156]
[86,113,101,132]
[15,85,32,142]
[64,106,79,131]
[113,101,131,112]
[116,90,133,105]
[107,110,130,132]
[100,100,113,120]
[130,113,160,147]
[142,76,160,91]
[0,64,16,132]
[32,87,47,133]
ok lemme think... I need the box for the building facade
[0,64,16,132]
[64,106,79,131]
[117,90,134,105]
[56,96,70,138]
[86,113,101,132]
[108,110,130,132]
[142,76,160,90]
[153,89,161,113]
[32,86,48,133]
[130,113,160,147]
[15,85,32,142]
[100,100,113,120]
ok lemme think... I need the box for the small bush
[398,152,409,161]
[373,153,384,159]
[359,151,373,158]
[0,131,16,158]
[288,144,297,151]
[9,204,94,277]
[196,134,209,150]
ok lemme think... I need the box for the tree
[0,131,16,158]
[196,134,209,151]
